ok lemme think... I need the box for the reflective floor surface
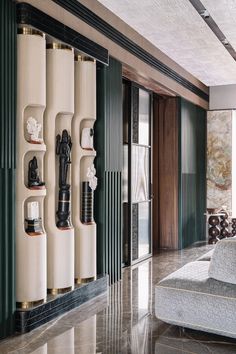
[1,243,236,353]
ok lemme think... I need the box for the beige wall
[17,0,209,109]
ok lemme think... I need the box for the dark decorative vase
[208,215,220,226]
[81,181,94,224]
[219,207,230,239]
[232,218,236,236]
[25,217,43,235]
[208,214,220,244]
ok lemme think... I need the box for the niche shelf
[73,56,97,284]
[16,27,47,308]
[44,43,75,294]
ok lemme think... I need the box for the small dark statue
[56,129,72,229]
[28,156,45,189]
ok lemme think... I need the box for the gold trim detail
[47,286,72,295]
[17,27,45,38]
[16,298,45,309]
[75,276,95,284]
[47,43,73,51]
[75,54,95,63]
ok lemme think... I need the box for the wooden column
[153,95,206,251]
[153,95,179,251]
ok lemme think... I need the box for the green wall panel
[95,58,122,284]
[0,0,16,339]
[179,98,206,248]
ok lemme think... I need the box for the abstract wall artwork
[207,110,232,210]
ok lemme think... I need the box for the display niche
[44,43,75,294]
[16,27,47,308]
[73,56,97,284]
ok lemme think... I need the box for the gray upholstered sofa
[155,238,236,339]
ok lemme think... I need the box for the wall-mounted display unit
[16,27,47,308]
[44,43,75,294]
[16,25,98,310]
[73,56,97,284]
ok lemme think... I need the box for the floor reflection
[1,244,236,353]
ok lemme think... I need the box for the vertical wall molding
[153,96,206,250]
[0,0,16,339]
[95,58,122,284]
[179,98,206,248]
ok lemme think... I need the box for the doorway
[122,80,152,266]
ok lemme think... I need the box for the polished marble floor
[1,243,236,354]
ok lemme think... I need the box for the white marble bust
[27,117,43,143]
[87,164,97,191]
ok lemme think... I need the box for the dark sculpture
[56,130,72,229]
[28,156,45,189]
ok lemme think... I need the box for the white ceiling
[97,0,236,86]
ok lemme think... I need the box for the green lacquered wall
[95,58,123,284]
[0,0,16,339]
[179,98,206,249]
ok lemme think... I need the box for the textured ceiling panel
[202,0,236,51]
[98,0,236,86]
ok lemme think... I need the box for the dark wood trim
[52,0,208,101]
[153,95,179,250]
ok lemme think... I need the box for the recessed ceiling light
[222,39,229,46]
[200,9,210,18]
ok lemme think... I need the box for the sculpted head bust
[26,117,43,143]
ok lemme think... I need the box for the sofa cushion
[155,261,236,339]
[209,238,236,285]
[196,248,214,261]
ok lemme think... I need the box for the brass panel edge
[75,276,95,284]
[47,286,72,295]
[16,298,45,309]
[46,43,73,51]
[75,54,96,63]
[17,27,45,38]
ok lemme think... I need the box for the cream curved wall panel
[44,45,74,292]
[16,29,47,305]
[73,59,97,283]
[75,225,97,279]
[17,32,46,107]
[74,59,96,119]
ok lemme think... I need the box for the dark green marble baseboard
[15,275,108,334]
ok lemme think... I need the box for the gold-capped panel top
[74,54,96,63]
[46,43,73,52]
[17,27,45,38]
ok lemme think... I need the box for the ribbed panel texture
[0,170,15,338]
[0,0,16,339]
[105,171,122,284]
[0,0,16,169]
[95,58,123,284]
[179,98,206,249]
